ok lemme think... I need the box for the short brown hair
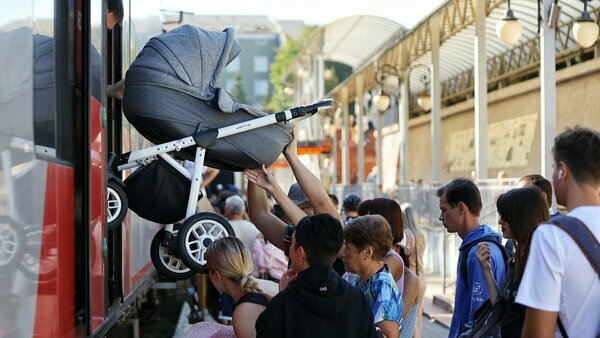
[553,126,600,186]
[436,178,482,216]
[519,174,553,207]
[344,215,392,260]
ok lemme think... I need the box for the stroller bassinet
[123,25,293,171]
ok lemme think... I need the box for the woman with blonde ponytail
[205,237,269,338]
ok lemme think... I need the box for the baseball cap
[274,183,311,214]
[286,183,310,207]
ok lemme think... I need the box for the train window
[31,0,75,163]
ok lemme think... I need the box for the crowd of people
[184,126,599,338]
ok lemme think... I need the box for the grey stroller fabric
[123,25,293,171]
[0,27,32,149]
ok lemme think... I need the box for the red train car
[0,1,165,337]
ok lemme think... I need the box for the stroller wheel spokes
[177,212,235,272]
[0,217,24,271]
[106,179,128,231]
[161,247,185,270]
[150,227,196,280]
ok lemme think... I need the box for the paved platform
[422,273,455,329]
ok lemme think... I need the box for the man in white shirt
[223,195,261,254]
[516,126,600,338]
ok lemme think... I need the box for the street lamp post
[373,63,432,186]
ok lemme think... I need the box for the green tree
[265,26,317,112]
[231,73,248,103]
[324,61,352,93]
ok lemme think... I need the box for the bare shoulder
[232,303,268,338]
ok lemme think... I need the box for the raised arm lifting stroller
[108,25,333,280]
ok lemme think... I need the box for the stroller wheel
[107,179,128,231]
[150,227,196,280]
[0,216,24,273]
[177,213,235,272]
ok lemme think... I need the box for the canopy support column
[541,0,557,179]
[475,0,488,179]
[400,72,410,184]
[341,90,351,184]
[356,89,366,184]
[431,17,442,182]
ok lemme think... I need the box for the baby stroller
[109,25,333,280]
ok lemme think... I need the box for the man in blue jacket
[437,178,506,338]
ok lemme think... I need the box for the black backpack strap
[504,239,515,258]
[460,235,509,288]
[547,215,600,338]
[548,215,600,276]
[557,317,568,338]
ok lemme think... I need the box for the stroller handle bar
[288,98,334,119]
[214,99,334,140]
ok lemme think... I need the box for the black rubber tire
[107,179,128,231]
[150,227,196,280]
[177,212,235,272]
[0,216,24,274]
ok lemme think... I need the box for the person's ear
[296,245,306,264]
[457,202,465,215]
[557,162,567,181]
[363,246,374,260]
[212,270,222,282]
[558,168,564,180]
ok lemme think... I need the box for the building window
[254,79,269,96]
[253,56,269,73]
[226,58,240,73]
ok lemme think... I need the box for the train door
[0,0,91,337]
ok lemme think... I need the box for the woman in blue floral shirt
[342,215,403,338]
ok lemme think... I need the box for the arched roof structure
[292,15,406,71]
[314,15,406,68]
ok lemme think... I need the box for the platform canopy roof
[293,15,407,70]
[322,0,600,102]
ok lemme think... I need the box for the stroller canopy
[126,25,240,102]
[124,25,293,171]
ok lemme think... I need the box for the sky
[163,0,448,28]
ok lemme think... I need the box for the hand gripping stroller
[110,99,334,279]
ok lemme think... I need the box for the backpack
[548,215,600,338]
[459,234,511,289]
[457,234,511,338]
[458,297,506,338]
